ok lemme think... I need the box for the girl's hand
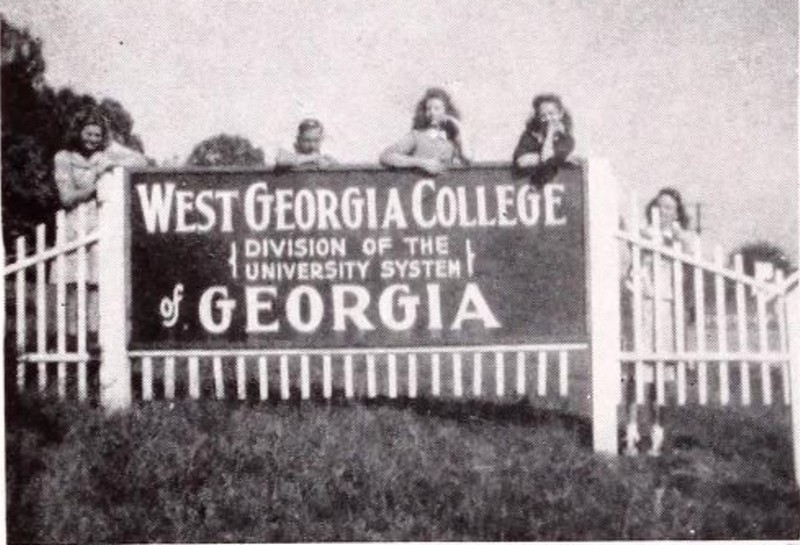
[91,153,116,172]
[443,115,462,137]
[420,158,445,175]
[545,120,564,138]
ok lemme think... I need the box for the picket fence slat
[516,351,525,395]
[538,351,547,396]
[776,271,791,405]
[472,353,482,397]
[674,246,687,405]
[322,354,332,399]
[165,356,176,399]
[366,354,377,398]
[630,199,645,407]
[300,354,310,400]
[76,204,88,401]
[693,238,708,405]
[344,354,354,398]
[258,356,268,400]
[387,353,398,399]
[280,355,290,400]
[495,352,505,397]
[142,357,153,401]
[757,289,772,405]
[677,360,687,406]
[734,255,751,405]
[431,353,441,396]
[452,353,463,397]
[15,237,26,393]
[237,356,247,400]
[214,356,224,400]
[36,225,47,394]
[559,350,569,397]
[407,353,418,398]
[189,356,200,399]
[56,211,68,399]
[634,360,645,405]
[714,246,730,406]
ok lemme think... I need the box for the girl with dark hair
[52,108,146,335]
[380,87,470,175]
[645,187,690,234]
[513,93,575,178]
[624,187,695,456]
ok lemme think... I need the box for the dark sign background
[127,164,587,349]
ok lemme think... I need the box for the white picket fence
[3,163,799,480]
[126,346,585,403]
[617,199,793,411]
[5,172,127,406]
[6,205,100,400]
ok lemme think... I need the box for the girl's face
[656,193,680,227]
[425,97,447,126]
[80,124,104,153]
[537,101,563,125]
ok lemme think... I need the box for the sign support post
[587,158,622,455]
[98,167,131,411]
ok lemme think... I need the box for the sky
[3,0,798,261]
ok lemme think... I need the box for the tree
[2,17,145,249]
[98,98,144,152]
[186,134,265,167]
[2,16,55,245]
[729,241,795,277]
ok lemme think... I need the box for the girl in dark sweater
[512,94,575,180]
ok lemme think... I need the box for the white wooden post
[97,167,131,410]
[789,214,800,492]
[788,284,800,492]
[587,158,622,454]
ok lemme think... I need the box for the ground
[5,393,799,542]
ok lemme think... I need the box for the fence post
[587,158,621,455]
[97,167,131,411]
[789,276,800,491]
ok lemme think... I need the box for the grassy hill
[6,394,798,542]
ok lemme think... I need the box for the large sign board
[127,165,587,349]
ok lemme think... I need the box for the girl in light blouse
[53,108,146,335]
[380,87,470,175]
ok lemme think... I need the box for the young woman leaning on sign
[380,87,471,176]
[512,94,575,180]
[52,108,147,337]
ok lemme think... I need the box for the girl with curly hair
[380,87,470,175]
[52,108,146,335]
[513,93,575,179]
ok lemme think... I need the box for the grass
[6,393,799,542]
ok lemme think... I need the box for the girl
[52,108,146,337]
[513,94,575,179]
[625,187,694,455]
[380,87,470,175]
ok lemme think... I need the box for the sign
[127,164,587,349]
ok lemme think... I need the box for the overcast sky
[3,0,797,260]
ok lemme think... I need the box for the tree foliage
[729,241,795,277]
[186,134,265,167]
[2,16,145,249]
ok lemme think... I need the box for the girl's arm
[380,132,442,174]
[513,131,543,169]
[380,132,420,167]
[105,141,148,167]
[447,116,472,165]
[54,152,100,209]
[275,148,301,168]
